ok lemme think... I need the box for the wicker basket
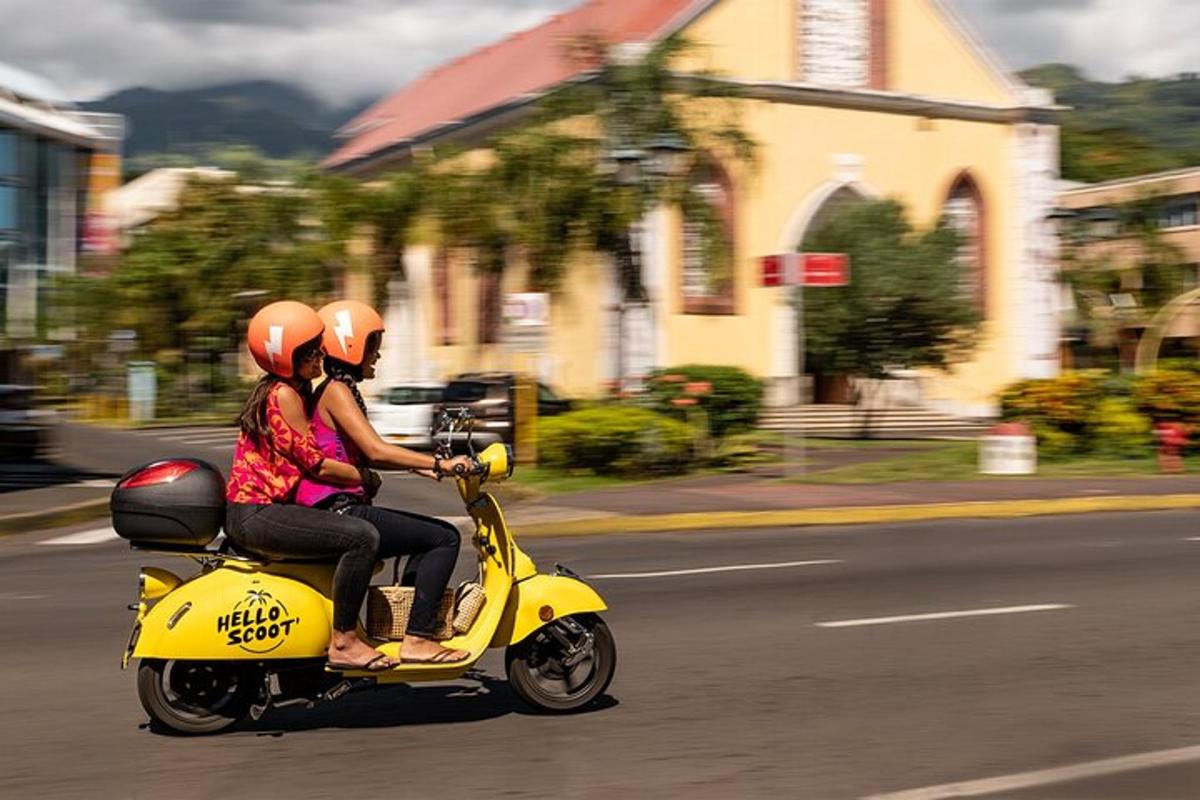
[366,581,486,641]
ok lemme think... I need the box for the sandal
[326,653,394,672]
[400,647,471,665]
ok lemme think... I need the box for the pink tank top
[295,381,367,508]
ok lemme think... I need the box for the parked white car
[365,383,445,451]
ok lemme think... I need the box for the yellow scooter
[115,411,614,734]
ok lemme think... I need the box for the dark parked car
[0,384,54,461]
[435,373,572,446]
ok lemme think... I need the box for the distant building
[326,0,1062,415]
[1058,167,1200,370]
[104,167,234,241]
[0,61,123,379]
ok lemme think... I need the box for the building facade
[0,62,122,379]
[326,0,1062,416]
[1058,167,1200,370]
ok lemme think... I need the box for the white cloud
[0,0,1195,106]
[952,0,1200,81]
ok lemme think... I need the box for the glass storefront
[0,125,88,337]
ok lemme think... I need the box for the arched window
[943,173,987,313]
[681,160,736,315]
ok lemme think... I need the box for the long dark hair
[237,338,320,443]
[323,357,368,416]
[321,330,381,417]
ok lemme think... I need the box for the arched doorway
[768,182,872,406]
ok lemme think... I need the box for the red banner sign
[800,253,850,286]
[759,253,850,287]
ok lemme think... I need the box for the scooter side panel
[490,574,608,648]
[133,564,333,660]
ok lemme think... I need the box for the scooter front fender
[133,562,333,661]
[490,574,608,648]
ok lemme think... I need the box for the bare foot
[400,634,470,664]
[327,630,394,670]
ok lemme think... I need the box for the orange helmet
[317,300,385,368]
[246,301,324,379]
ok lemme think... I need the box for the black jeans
[225,502,380,633]
[340,504,461,638]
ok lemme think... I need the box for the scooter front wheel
[505,614,615,713]
[137,658,257,735]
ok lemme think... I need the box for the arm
[322,381,439,471]
[322,381,470,475]
[275,385,364,486]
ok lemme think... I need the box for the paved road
[5,511,1200,798]
[23,422,465,516]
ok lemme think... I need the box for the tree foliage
[800,200,981,380]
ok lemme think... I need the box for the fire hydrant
[1154,422,1190,474]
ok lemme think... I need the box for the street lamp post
[602,134,690,395]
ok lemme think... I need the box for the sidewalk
[504,472,1200,535]
[8,469,1200,537]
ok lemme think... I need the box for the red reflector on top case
[120,461,198,489]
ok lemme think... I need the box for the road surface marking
[172,435,240,445]
[817,604,1072,628]
[39,527,120,546]
[1185,537,1200,542]
[0,593,47,601]
[591,560,841,579]
[861,743,1200,799]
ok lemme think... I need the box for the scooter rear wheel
[505,614,615,713]
[137,658,256,735]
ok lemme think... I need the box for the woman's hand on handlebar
[439,455,476,479]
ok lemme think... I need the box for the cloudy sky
[1,0,1196,106]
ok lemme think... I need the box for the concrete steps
[758,405,993,439]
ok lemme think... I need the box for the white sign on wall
[503,292,550,354]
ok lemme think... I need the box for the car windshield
[384,387,444,405]
[443,382,488,403]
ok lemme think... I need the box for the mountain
[82,80,376,165]
[1021,64,1200,183]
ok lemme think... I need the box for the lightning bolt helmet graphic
[317,301,385,369]
[246,301,325,379]
[332,310,354,357]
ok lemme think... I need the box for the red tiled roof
[324,0,709,172]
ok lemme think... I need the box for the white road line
[0,593,47,601]
[861,744,1200,800]
[149,430,236,442]
[817,604,1072,629]
[39,527,120,546]
[1185,537,1200,542]
[590,560,841,579]
[171,435,240,445]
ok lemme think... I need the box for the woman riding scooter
[224,300,400,672]
[295,300,471,665]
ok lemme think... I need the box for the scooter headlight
[139,567,181,601]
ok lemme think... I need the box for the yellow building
[326,0,1062,416]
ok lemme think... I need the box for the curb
[515,494,1200,537]
[0,498,110,537]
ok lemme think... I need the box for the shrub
[1000,372,1106,434]
[1091,397,1153,458]
[538,407,694,476]
[1131,369,1200,425]
[645,365,764,439]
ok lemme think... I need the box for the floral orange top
[225,384,328,504]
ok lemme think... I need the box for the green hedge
[645,365,764,439]
[1000,370,1189,457]
[538,407,695,476]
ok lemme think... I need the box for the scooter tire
[505,614,615,713]
[137,658,256,735]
